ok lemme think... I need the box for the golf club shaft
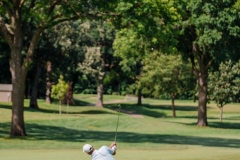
[114,104,121,142]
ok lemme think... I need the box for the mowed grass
[0,94,240,160]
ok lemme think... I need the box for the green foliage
[104,70,119,85]
[51,75,68,101]
[73,75,97,94]
[113,28,146,74]
[77,20,116,83]
[172,0,240,125]
[78,46,104,81]
[113,0,179,52]
[208,60,240,108]
[113,28,148,97]
[176,0,240,60]
[140,52,195,99]
[112,1,181,97]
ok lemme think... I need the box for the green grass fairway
[1,94,240,159]
[0,147,239,160]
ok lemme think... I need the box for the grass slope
[0,94,240,160]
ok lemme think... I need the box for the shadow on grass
[209,122,240,130]
[143,104,198,111]
[0,122,240,148]
[175,121,240,130]
[34,108,113,115]
[105,103,198,118]
[224,116,240,120]
[0,104,11,109]
[0,102,113,115]
[176,115,219,120]
[3,102,165,118]
[49,99,95,107]
[105,103,167,118]
[1,99,197,118]
[70,99,95,107]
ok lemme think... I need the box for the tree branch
[63,0,118,19]
[25,0,36,14]
[0,15,13,46]
[188,51,198,77]
[205,58,213,69]
[23,24,45,69]
[48,14,63,22]
[2,1,14,20]
[47,16,79,28]
[63,0,82,17]
[48,0,62,16]
[19,0,24,8]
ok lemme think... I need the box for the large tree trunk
[191,42,210,127]
[196,65,208,126]
[137,89,142,105]
[95,83,104,108]
[9,48,27,137]
[46,61,52,104]
[170,93,176,118]
[30,61,42,109]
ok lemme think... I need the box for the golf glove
[112,145,117,151]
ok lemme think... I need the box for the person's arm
[109,142,117,155]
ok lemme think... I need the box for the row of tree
[1,0,240,136]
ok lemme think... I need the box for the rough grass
[0,94,240,160]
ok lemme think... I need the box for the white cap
[83,144,93,153]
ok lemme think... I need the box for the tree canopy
[1,0,240,137]
[0,0,117,136]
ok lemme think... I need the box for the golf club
[114,104,121,142]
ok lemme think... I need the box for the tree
[51,75,68,114]
[113,0,240,123]
[0,0,116,136]
[28,30,57,109]
[43,20,86,105]
[174,0,240,126]
[112,1,179,105]
[208,60,240,122]
[28,51,43,109]
[113,29,147,105]
[76,20,115,107]
[140,52,195,117]
[79,46,105,107]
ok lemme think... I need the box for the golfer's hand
[110,141,116,148]
[111,142,117,155]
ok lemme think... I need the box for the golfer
[83,141,117,160]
